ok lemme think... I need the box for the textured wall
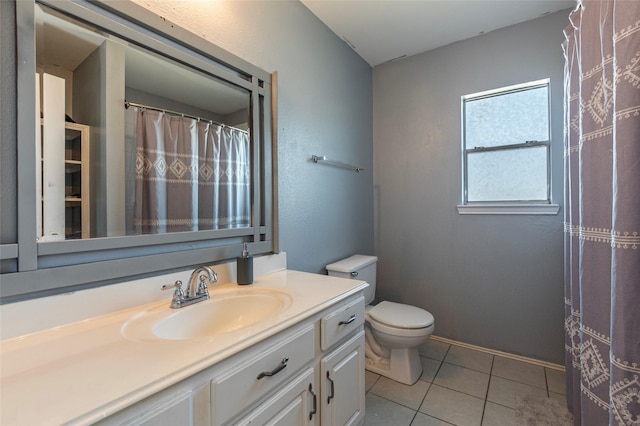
[373,10,570,364]
[131,1,375,273]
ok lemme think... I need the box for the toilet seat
[368,301,434,329]
[367,315,434,339]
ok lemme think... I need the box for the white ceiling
[300,0,576,67]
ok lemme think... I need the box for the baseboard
[428,335,565,372]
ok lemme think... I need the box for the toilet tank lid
[326,254,378,273]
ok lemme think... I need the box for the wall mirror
[0,0,277,302]
[36,3,252,239]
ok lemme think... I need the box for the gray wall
[373,10,570,364]
[137,1,375,273]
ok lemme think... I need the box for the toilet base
[365,347,423,385]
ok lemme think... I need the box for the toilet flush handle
[350,271,358,278]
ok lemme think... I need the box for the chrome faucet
[161,265,218,309]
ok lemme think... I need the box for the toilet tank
[326,255,377,305]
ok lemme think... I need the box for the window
[459,79,558,215]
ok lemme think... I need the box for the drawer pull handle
[309,383,317,420]
[338,314,356,326]
[256,357,288,380]
[327,371,335,404]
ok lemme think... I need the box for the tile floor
[364,338,567,426]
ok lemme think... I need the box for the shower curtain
[134,109,250,234]
[563,1,640,425]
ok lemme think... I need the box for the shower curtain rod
[124,100,249,134]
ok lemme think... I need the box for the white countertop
[0,270,367,425]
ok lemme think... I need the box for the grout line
[409,408,418,425]
[417,412,457,426]
[438,351,494,375]
[487,398,517,411]
[489,351,496,376]
[416,380,431,410]
[367,340,562,425]
[428,335,565,371]
[480,355,497,424]
[480,399,488,425]
[544,367,550,397]
[428,382,486,402]
[367,391,422,413]
[490,373,548,391]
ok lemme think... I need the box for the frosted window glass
[465,87,548,148]
[467,146,547,202]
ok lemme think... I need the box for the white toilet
[326,254,434,385]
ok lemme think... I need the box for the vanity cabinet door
[96,391,195,426]
[235,367,317,426]
[320,331,365,426]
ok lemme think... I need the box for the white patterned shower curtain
[134,109,250,234]
[563,1,640,425]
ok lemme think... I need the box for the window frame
[458,79,559,215]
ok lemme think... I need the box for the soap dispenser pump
[237,242,253,285]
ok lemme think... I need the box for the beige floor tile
[481,401,516,426]
[549,391,568,408]
[444,346,493,374]
[365,370,380,392]
[370,376,430,410]
[411,412,455,426]
[364,393,416,426]
[365,343,569,426]
[420,356,442,383]
[419,384,484,426]
[419,338,450,361]
[433,362,490,399]
[491,356,546,389]
[545,368,566,395]
[486,375,547,409]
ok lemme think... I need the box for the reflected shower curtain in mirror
[134,109,250,234]
[563,1,640,425]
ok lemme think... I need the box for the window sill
[457,203,560,215]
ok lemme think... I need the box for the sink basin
[122,288,292,341]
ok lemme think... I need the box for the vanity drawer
[210,324,315,425]
[321,296,365,351]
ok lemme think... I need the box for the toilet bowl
[326,255,435,385]
[365,301,434,384]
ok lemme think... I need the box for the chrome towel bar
[311,155,365,173]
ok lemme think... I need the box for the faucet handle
[196,275,210,297]
[161,280,185,299]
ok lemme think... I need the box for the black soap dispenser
[237,242,253,285]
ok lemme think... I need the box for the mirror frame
[0,0,278,303]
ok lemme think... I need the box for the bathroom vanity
[0,270,367,425]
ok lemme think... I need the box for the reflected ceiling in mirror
[35,4,252,241]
